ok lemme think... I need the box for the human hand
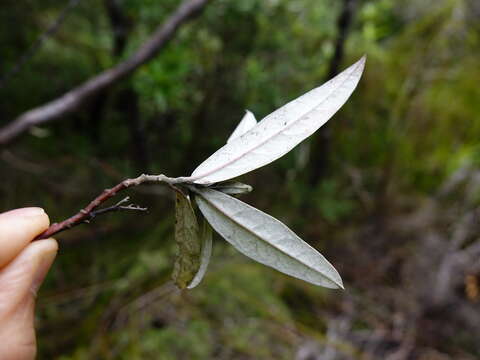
[0,208,58,360]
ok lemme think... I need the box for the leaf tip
[333,272,345,290]
[326,271,344,290]
[357,55,367,72]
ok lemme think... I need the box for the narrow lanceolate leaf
[210,181,253,195]
[172,192,202,289]
[191,56,366,185]
[226,110,257,143]
[194,188,343,289]
[187,218,213,289]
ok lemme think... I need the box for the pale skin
[0,208,58,360]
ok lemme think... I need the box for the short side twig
[82,196,147,224]
[34,174,192,240]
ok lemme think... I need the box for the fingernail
[31,249,57,294]
[18,207,46,218]
[2,207,45,219]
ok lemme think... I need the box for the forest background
[1,0,480,359]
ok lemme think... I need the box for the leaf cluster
[171,58,365,290]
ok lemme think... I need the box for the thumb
[0,239,58,360]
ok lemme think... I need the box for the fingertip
[0,238,58,309]
[25,207,50,229]
[29,238,58,294]
[35,237,58,251]
[0,207,51,269]
[0,207,49,222]
[29,238,58,261]
[0,237,58,360]
[0,207,50,231]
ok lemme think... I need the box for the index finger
[0,208,50,269]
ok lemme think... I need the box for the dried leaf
[191,56,366,185]
[210,181,253,195]
[187,218,213,289]
[227,110,257,143]
[194,188,343,289]
[172,191,201,289]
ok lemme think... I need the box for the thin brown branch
[0,0,211,146]
[34,174,192,240]
[40,196,148,237]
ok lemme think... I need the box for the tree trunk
[309,0,358,186]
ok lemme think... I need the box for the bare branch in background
[0,0,210,146]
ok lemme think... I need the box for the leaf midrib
[197,190,340,287]
[192,59,363,183]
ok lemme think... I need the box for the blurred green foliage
[1,0,480,358]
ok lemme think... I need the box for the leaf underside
[194,188,343,289]
[191,56,366,184]
[176,57,364,289]
[210,181,253,195]
[226,110,257,143]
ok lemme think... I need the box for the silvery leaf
[226,110,257,143]
[190,56,366,185]
[194,187,343,289]
[172,191,202,289]
[187,217,213,289]
[210,181,253,195]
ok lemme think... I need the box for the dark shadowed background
[1,0,480,358]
